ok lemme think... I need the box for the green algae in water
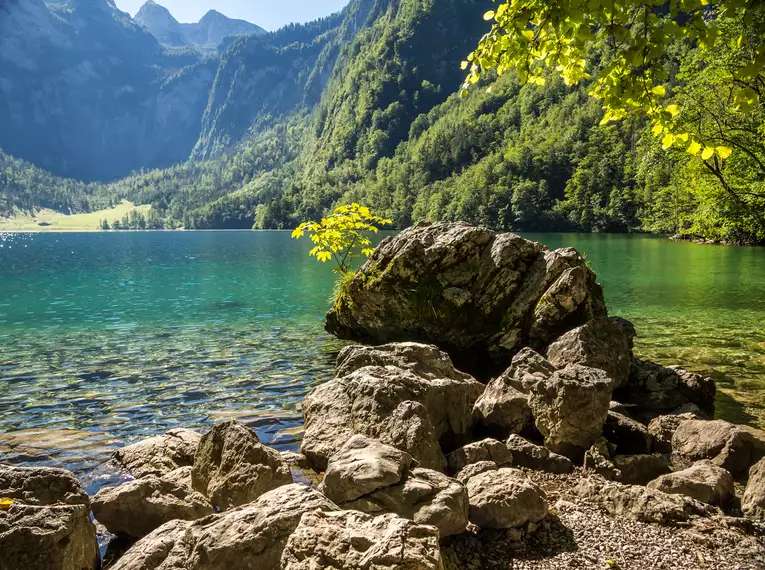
[0,231,764,478]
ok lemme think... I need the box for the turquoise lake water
[0,231,763,484]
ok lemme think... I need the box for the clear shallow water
[0,231,763,485]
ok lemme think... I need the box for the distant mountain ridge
[133,0,265,47]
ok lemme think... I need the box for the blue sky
[114,0,351,31]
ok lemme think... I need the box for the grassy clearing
[0,200,151,231]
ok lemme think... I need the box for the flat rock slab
[647,460,734,507]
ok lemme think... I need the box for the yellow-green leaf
[651,123,663,136]
[661,133,675,150]
[666,104,680,116]
[686,140,702,155]
[483,10,495,21]
[652,85,666,96]
[716,146,733,159]
[521,30,535,41]
[701,147,715,160]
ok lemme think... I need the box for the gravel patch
[442,469,765,570]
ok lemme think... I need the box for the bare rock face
[616,359,716,418]
[446,439,513,474]
[281,510,445,570]
[529,365,614,460]
[647,460,735,506]
[647,412,699,453]
[92,471,214,539]
[343,468,470,538]
[672,419,765,478]
[465,468,548,529]
[0,465,99,570]
[111,484,339,570]
[472,349,553,435]
[574,476,716,525]
[318,435,415,505]
[336,342,473,381]
[504,434,573,474]
[325,223,606,377]
[301,365,483,470]
[547,317,636,389]
[603,411,652,455]
[743,458,765,518]
[191,421,292,510]
[455,461,499,484]
[114,428,201,478]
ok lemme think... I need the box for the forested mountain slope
[1,0,762,243]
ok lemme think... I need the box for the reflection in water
[0,231,763,483]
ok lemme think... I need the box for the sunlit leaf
[701,147,715,160]
[716,146,733,159]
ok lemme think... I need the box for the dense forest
[1,0,763,244]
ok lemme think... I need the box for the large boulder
[336,342,473,381]
[603,411,652,455]
[281,510,444,570]
[301,365,483,470]
[616,359,716,418]
[504,434,573,474]
[464,468,548,529]
[0,465,99,570]
[318,435,414,504]
[647,460,734,506]
[325,223,606,377]
[546,317,636,388]
[114,428,201,478]
[528,365,614,460]
[672,419,765,478]
[111,484,339,570]
[445,438,513,474]
[472,349,553,435]
[743,458,765,518]
[647,412,699,453]
[342,468,470,537]
[574,476,715,525]
[92,470,214,539]
[191,421,292,510]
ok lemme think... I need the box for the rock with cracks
[317,435,415,505]
[743,458,765,518]
[504,434,573,474]
[110,484,339,570]
[616,359,716,418]
[342,468,470,537]
[672,419,765,478]
[574,476,716,525]
[647,460,734,507]
[529,364,614,460]
[0,465,99,570]
[301,364,483,470]
[465,468,548,529]
[336,342,473,381]
[281,509,445,570]
[546,317,636,389]
[446,438,513,474]
[325,223,606,377]
[92,470,214,539]
[113,428,201,479]
[191,420,292,510]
